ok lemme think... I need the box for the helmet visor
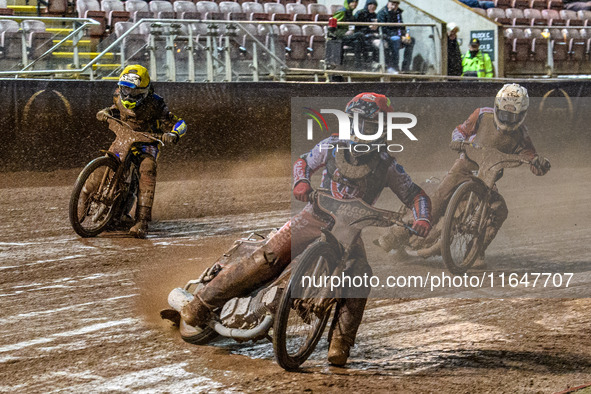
[497,109,526,126]
[351,118,382,143]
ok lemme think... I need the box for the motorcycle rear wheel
[69,156,120,238]
[441,181,487,274]
[273,241,337,370]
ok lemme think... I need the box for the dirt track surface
[1,156,591,393]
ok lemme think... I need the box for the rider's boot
[77,171,102,218]
[130,157,157,239]
[180,294,213,328]
[129,206,150,238]
[327,298,367,366]
[181,247,284,327]
[374,226,409,253]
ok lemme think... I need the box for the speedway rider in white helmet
[377,83,550,266]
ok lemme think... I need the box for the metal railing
[0,16,445,81]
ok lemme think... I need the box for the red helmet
[344,93,394,157]
[345,92,394,121]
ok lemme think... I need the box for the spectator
[458,0,495,9]
[564,0,591,12]
[447,22,462,76]
[377,0,415,73]
[462,38,493,78]
[355,0,379,62]
[330,0,364,70]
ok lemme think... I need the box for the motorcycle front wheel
[441,181,488,275]
[69,156,121,238]
[273,241,337,371]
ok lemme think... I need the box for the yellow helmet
[118,65,150,109]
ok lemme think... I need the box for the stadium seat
[242,2,268,21]
[495,0,512,8]
[524,7,546,25]
[125,0,152,22]
[578,10,591,25]
[149,1,175,19]
[550,27,569,61]
[196,1,224,20]
[173,1,201,20]
[308,3,330,21]
[287,3,313,21]
[329,4,342,15]
[219,1,246,20]
[526,27,548,62]
[114,21,148,60]
[547,0,564,10]
[280,24,307,60]
[506,7,530,25]
[487,7,512,24]
[529,0,546,10]
[21,20,53,59]
[264,3,291,22]
[102,0,131,31]
[308,3,329,16]
[0,0,14,16]
[567,28,588,62]
[511,0,529,8]
[76,0,106,38]
[0,20,21,59]
[302,24,325,60]
[559,9,584,25]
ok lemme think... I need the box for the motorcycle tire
[441,181,487,275]
[273,241,337,371]
[69,156,120,238]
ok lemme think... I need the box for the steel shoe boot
[129,220,148,238]
[327,337,352,367]
[180,296,212,328]
[129,205,151,238]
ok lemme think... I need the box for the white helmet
[494,83,529,132]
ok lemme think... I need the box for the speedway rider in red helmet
[181,92,432,366]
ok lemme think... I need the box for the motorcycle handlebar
[104,114,164,145]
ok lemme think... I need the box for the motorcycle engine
[220,286,281,329]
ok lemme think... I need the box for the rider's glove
[530,155,551,176]
[96,109,111,122]
[293,181,312,202]
[162,132,179,144]
[449,140,465,152]
[412,219,431,238]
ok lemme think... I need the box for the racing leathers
[381,107,548,259]
[182,134,431,365]
[97,89,185,235]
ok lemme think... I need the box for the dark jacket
[376,6,406,38]
[354,0,377,35]
[332,0,357,38]
[447,37,462,76]
[109,91,180,135]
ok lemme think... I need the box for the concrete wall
[405,0,502,76]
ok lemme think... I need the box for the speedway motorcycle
[161,191,414,370]
[378,143,549,274]
[69,115,162,237]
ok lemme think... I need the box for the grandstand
[0,0,588,80]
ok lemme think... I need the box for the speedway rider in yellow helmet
[96,65,187,238]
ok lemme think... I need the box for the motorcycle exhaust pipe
[168,288,195,312]
[169,287,274,340]
[210,314,274,340]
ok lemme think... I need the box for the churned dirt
[0,153,590,393]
